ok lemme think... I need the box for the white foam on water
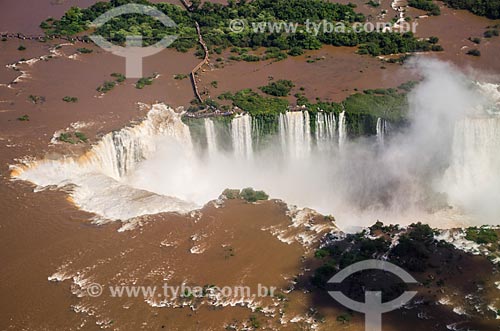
[10,61,500,232]
[11,104,199,222]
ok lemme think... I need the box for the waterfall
[231,114,253,159]
[279,111,312,158]
[204,118,218,157]
[442,116,500,209]
[90,130,148,180]
[338,110,347,148]
[251,116,264,150]
[376,118,386,146]
[12,104,198,221]
[87,105,193,180]
[316,112,336,151]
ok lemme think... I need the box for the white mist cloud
[15,59,500,230]
[125,59,500,230]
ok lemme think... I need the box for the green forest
[408,0,441,16]
[212,83,412,138]
[41,0,442,56]
[443,0,500,19]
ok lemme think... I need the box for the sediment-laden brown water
[1,1,500,330]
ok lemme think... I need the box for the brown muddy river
[1,1,500,330]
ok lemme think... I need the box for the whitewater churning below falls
[10,63,500,229]
[11,104,199,221]
[9,103,371,226]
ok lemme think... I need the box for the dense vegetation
[305,222,500,328]
[218,89,289,116]
[96,73,127,93]
[466,49,481,56]
[345,88,408,120]
[311,222,447,291]
[259,79,294,97]
[111,72,126,82]
[57,132,88,144]
[443,0,500,19]
[228,47,289,62]
[222,188,269,202]
[366,0,380,8]
[62,96,78,103]
[312,222,500,293]
[469,37,481,44]
[484,29,500,38]
[220,83,410,118]
[77,47,93,54]
[240,188,269,202]
[214,82,411,138]
[174,73,188,80]
[41,0,442,57]
[408,0,441,16]
[312,223,426,293]
[96,81,116,93]
[40,0,196,51]
[465,227,499,245]
[135,74,157,89]
[185,82,414,150]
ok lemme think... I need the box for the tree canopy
[41,0,442,56]
[443,0,500,19]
